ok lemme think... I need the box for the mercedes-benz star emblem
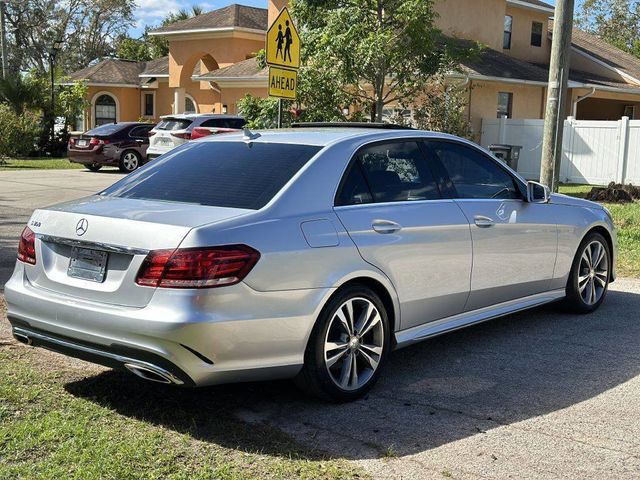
[75,218,88,236]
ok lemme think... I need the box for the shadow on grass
[65,287,640,461]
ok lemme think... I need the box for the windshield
[100,141,322,210]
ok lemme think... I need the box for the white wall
[481,117,640,185]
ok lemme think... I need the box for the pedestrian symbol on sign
[266,7,300,70]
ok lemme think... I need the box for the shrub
[0,104,42,159]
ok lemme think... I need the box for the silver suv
[146,114,245,160]
[5,125,616,402]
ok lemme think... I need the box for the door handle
[474,215,495,228]
[372,220,402,234]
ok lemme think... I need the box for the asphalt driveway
[1,168,639,479]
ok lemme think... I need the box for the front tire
[296,285,391,402]
[119,150,141,173]
[564,232,611,313]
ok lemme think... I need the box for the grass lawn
[558,184,640,278]
[0,345,365,480]
[0,157,82,171]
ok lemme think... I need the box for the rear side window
[101,142,321,210]
[201,118,246,129]
[338,141,439,205]
[427,141,521,199]
[129,125,153,138]
[156,119,192,131]
[85,124,125,136]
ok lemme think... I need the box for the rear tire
[564,232,611,313]
[119,150,141,173]
[86,163,102,172]
[295,285,391,402]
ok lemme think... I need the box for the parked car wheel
[296,285,390,402]
[564,232,611,313]
[119,150,141,173]
[86,163,102,172]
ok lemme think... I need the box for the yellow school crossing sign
[266,7,300,69]
[266,7,300,100]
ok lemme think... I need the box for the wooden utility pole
[0,1,7,79]
[540,0,575,191]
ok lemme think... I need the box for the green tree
[57,81,89,131]
[237,95,289,128]
[577,0,640,58]
[291,0,474,122]
[116,37,151,62]
[0,75,43,115]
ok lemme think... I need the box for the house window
[95,94,116,126]
[503,15,513,50]
[143,92,154,117]
[497,92,513,118]
[531,21,543,47]
[623,105,636,119]
[185,95,197,113]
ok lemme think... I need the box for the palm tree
[0,75,43,115]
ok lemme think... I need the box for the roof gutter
[148,26,265,37]
[506,0,555,14]
[572,87,596,117]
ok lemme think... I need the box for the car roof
[159,114,244,120]
[196,127,465,147]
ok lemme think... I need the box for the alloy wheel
[323,297,384,391]
[122,152,139,171]
[578,240,609,305]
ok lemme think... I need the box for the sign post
[265,7,300,126]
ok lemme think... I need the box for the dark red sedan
[68,123,155,173]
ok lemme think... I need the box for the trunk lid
[25,196,251,307]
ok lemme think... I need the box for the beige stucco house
[65,0,640,138]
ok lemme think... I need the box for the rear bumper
[68,149,117,166]
[146,144,177,158]
[4,263,332,387]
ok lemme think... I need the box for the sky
[129,0,584,36]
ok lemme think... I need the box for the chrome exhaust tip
[13,331,32,346]
[124,363,175,385]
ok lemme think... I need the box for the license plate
[68,247,108,283]
[77,139,88,147]
[158,137,172,145]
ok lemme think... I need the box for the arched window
[95,94,117,126]
[185,95,198,113]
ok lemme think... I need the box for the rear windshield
[155,118,192,131]
[85,124,125,136]
[100,142,322,210]
[200,118,246,129]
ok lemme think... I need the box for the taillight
[148,131,156,137]
[89,137,109,146]
[69,137,76,146]
[170,132,191,140]
[190,127,213,140]
[136,245,260,289]
[17,226,36,265]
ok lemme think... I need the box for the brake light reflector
[136,245,260,288]
[17,226,36,265]
[190,127,213,140]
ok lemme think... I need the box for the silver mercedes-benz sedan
[5,125,616,402]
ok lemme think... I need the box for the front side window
[94,94,116,126]
[337,141,440,205]
[531,21,543,47]
[497,92,513,118]
[101,142,321,210]
[503,15,513,49]
[427,141,521,200]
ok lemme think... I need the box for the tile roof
[151,4,267,34]
[195,57,267,80]
[68,59,145,85]
[140,56,169,76]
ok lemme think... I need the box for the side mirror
[527,181,550,203]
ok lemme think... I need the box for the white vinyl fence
[480,116,640,185]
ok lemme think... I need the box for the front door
[424,140,558,311]
[334,140,472,330]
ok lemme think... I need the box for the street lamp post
[49,39,63,148]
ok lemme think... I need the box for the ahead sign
[268,66,297,99]
[266,7,300,70]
